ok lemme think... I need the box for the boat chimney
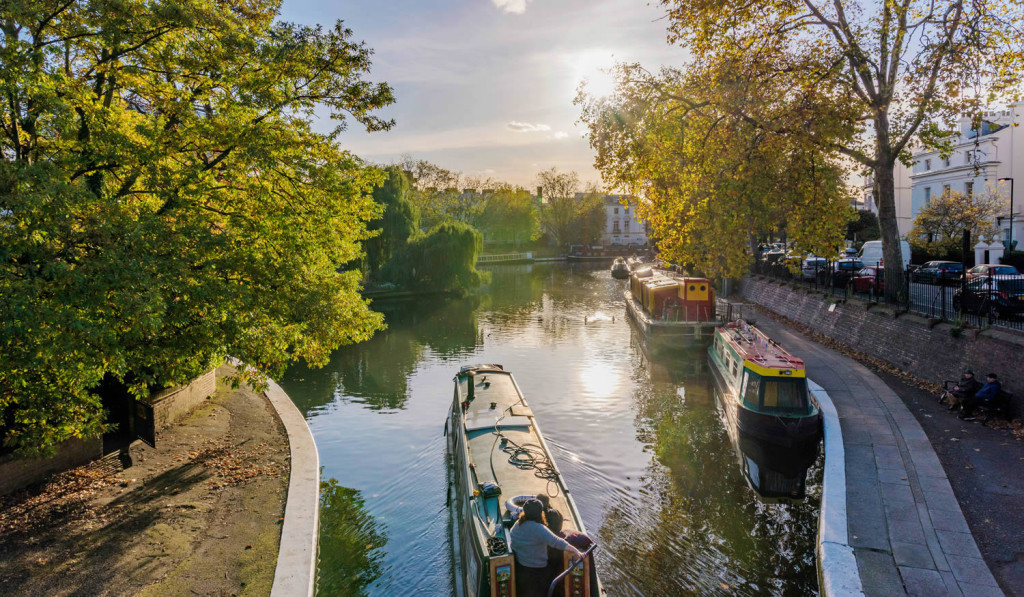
[467,373,475,400]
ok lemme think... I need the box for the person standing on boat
[510,499,582,597]
[536,493,564,534]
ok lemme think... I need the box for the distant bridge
[476,252,534,264]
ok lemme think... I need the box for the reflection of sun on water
[579,361,622,401]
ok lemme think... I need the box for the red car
[966,264,1020,280]
[852,266,885,295]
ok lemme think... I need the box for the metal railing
[752,257,1024,332]
[477,252,532,264]
[546,541,598,597]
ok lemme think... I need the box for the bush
[1000,250,1024,271]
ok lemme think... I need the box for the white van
[860,240,910,268]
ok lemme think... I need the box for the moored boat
[624,270,721,350]
[610,258,630,279]
[446,364,602,597]
[707,321,822,452]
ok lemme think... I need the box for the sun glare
[566,49,618,99]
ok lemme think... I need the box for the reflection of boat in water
[446,364,602,597]
[624,269,721,350]
[713,384,820,500]
[708,321,822,453]
[611,258,630,279]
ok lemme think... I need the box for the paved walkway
[754,317,1003,597]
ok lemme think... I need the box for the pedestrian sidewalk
[754,317,1003,597]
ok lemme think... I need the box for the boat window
[760,379,810,414]
[743,375,761,408]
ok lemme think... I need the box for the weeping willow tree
[577,65,852,278]
[377,221,486,293]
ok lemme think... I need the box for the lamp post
[1000,177,1014,251]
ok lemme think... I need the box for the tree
[480,186,540,248]
[365,166,419,274]
[577,67,852,277]
[909,189,1003,256]
[847,210,881,244]
[0,1,394,454]
[377,221,486,294]
[644,0,1023,293]
[399,157,492,228]
[536,168,606,247]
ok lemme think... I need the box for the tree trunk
[874,159,905,301]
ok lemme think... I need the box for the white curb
[809,379,865,596]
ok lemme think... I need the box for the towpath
[754,316,1006,596]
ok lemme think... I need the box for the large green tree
[651,0,1024,292]
[0,0,394,454]
[479,186,539,248]
[365,166,418,274]
[536,168,606,247]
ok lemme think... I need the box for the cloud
[553,131,569,140]
[507,121,551,132]
[492,0,532,14]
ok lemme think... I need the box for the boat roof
[455,367,580,533]
[716,321,805,373]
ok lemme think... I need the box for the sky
[279,0,688,189]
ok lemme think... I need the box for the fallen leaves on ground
[0,466,120,535]
[190,438,280,491]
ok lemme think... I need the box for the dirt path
[0,368,290,596]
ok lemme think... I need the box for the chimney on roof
[536,186,543,199]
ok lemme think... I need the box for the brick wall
[0,436,103,496]
[741,276,1024,417]
[149,369,217,431]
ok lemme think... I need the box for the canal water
[279,263,821,596]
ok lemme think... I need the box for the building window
[613,207,619,215]
[943,184,950,196]
[925,158,931,171]
[966,182,974,197]
[943,157,950,168]
[624,220,630,232]
[612,220,620,234]
[624,207,629,215]
[924,187,931,204]
[965,151,972,164]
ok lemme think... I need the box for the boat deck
[458,370,578,532]
[719,323,804,372]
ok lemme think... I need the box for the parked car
[852,266,885,295]
[801,256,829,281]
[953,276,1024,318]
[912,261,964,285]
[830,258,866,287]
[965,264,1020,280]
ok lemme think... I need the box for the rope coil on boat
[487,536,508,556]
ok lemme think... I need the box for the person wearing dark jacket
[942,369,981,411]
[959,373,1002,420]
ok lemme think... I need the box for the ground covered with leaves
[0,370,290,596]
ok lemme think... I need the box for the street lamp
[1000,178,1014,251]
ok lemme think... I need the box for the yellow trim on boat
[743,361,806,378]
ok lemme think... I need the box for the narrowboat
[446,365,602,597]
[610,258,630,279]
[624,271,721,350]
[707,321,822,451]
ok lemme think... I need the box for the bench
[974,390,1013,423]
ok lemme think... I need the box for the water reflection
[281,263,821,596]
[316,478,389,597]
[282,297,480,414]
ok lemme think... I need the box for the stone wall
[741,276,1024,417]
[0,436,103,496]
[149,369,217,431]
[1,369,217,496]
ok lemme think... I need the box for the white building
[590,194,648,247]
[860,102,1024,243]
[906,103,1024,246]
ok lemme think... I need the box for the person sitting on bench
[941,369,981,411]
[959,373,1001,421]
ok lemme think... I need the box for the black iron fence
[752,258,1024,332]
